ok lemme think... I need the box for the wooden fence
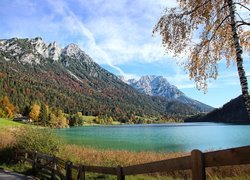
[16,145,250,180]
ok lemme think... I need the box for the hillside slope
[185,95,249,123]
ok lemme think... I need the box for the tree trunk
[227,0,250,119]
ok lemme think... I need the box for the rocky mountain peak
[131,75,181,97]
[48,41,61,61]
[63,43,82,57]
[123,75,213,112]
[0,37,91,64]
[140,75,156,83]
[30,37,48,58]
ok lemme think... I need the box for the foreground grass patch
[0,128,16,149]
[58,145,250,179]
[60,145,187,167]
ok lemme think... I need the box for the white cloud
[2,0,180,77]
[43,0,182,78]
[74,0,178,66]
[47,0,128,75]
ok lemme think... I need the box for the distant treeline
[0,94,185,128]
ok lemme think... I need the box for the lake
[55,123,250,152]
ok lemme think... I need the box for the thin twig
[208,15,231,42]
[236,12,245,22]
[233,2,250,12]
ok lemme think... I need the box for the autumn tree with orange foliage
[29,103,41,122]
[0,96,15,118]
[153,0,250,117]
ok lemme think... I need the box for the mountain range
[121,75,213,112]
[0,37,212,119]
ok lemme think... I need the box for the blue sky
[0,0,249,108]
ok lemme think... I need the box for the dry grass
[206,165,250,179]
[60,144,188,167]
[60,145,250,179]
[0,129,16,149]
[60,145,191,179]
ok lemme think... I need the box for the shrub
[0,129,17,163]
[14,127,63,155]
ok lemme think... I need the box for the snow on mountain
[0,37,87,64]
[123,75,214,112]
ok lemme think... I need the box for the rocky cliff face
[122,75,214,112]
[127,75,184,98]
[0,37,61,63]
[0,37,95,65]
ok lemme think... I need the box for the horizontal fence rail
[123,156,191,175]
[16,145,250,180]
[204,145,250,167]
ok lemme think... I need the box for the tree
[39,103,49,126]
[29,103,41,122]
[49,112,57,127]
[107,116,113,124]
[75,112,84,126]
[1,96,15,118]
[49,109,68,128]
[56,110,68,128]
[3,96,10,108]
[153,0,250,116]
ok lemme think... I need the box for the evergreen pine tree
[39,103,48,126]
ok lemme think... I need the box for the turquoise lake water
[54,123,250,152]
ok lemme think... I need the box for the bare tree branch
[233,2,250,12]
[208,15,231,42]
[236,12,245,22]
[237,20,250,27]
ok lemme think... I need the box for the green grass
[111,121,121,125]
[81,116,121,125]
[0,162,32,175]
[82,115,96,123]
[0,118,25,128]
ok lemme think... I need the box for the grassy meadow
[0,118,250,179]
[0,118,26,128]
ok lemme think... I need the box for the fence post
[51,155,57,180]
[116,165,125,180]
[24,152,28,163]
[191,149,206,180]
[77,165,85,180]
[32,151,38,173]
[15,149,18,162]
[66,162,73,180]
